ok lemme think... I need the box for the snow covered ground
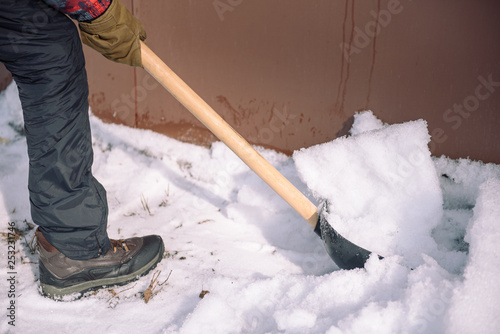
[1,82,499,333]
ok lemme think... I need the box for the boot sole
[40,242,165,300]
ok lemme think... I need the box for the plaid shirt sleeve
[42,0,111,21]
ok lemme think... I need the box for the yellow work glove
[78,0,146,67]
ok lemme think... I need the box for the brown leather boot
[36,229,164,299]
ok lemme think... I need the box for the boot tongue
[36,229,58,253]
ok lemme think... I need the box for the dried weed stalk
[140,193,152,216]
[143,270,172,303]
[107,283,137,304]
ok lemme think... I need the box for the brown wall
[2,0,500,163]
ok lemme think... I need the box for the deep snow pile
[294,112,442,268]
[1,83,500,334]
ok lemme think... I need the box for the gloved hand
[79,0,146,67]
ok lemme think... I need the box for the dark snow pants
[0,0,111,260]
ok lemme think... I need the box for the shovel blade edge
[314,202,378,270]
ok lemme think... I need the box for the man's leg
[1,1,164,300]
[0,0,110,260]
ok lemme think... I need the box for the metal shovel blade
[314,202,377,270]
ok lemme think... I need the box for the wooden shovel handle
[140,42,318,228]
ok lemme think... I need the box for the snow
[447,178,500,334]
[1,82,500,333]
[293,111,443,267]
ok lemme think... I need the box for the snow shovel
[140,42,375,270]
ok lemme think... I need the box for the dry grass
[143,270,172,303]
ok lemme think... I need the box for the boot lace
[110,239,130,253]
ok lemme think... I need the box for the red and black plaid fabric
[43,0,111,21]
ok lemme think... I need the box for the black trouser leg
[0,0,110,260]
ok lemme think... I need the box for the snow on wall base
[446,178,500,334]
